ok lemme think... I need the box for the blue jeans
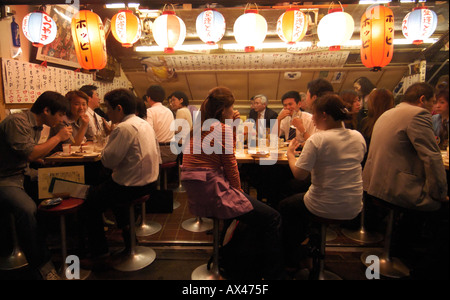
[0,186,51,270]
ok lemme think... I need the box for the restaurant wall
[0,5,32,121]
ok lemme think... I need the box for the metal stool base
[318,270,343,280]
[361,250,410,278]
[113,246,156,272]
[173,200,181,210]
[136,221,162,237]
[325,228,337,242]
[0,250,28,271]
[191,263,224,280]
[342,228,383,244]
[182,217,213,232]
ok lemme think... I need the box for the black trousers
[81,177,156,256]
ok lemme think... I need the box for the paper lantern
[360,5,394,71]
[111,10,142,48]
[196,9,226,45]
[318,8,354,51]
[402,7,437,45]
[22,11,57,47]
[152,10,186,53]
[71,10,107,70]
[276,8,308,45]
[233,9,267,52]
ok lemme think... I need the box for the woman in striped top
[181,86,284,280]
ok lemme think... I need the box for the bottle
[11,17,21,47]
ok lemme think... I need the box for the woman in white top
[279,93,366,270]
[168,91,193,133]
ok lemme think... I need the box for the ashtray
[40,197,63,208]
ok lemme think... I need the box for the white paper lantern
[233,9,267,52]
[196,9,226,45]
[318,9,354,50]
[402,7,437,45]
[22,11,57,47]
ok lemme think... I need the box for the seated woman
[168,91,193,132]
[279,93,366,272]
[180,86,284,280]
[49,90,94,150]
[340,89,361,129]
[432,84,449,150]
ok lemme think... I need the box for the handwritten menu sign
[2,59,130,104]
[154,51,349,71]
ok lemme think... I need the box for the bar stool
[0,214,28,271]
[360,197,410,279]
[191,218,224,280]
[135,195,162,237]
[159,161,180,210]
[113,195,156,272]
[174,163,186,194]
[341,196,383,244]
[182,216,213,233]
[309,215,344,280]
[38,198,91,280]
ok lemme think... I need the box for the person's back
[147,103,174,143]
[299,127,365,220]
[363,83,447,211]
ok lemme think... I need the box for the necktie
[288,127,296,141]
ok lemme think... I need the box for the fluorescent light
[135,44,219,52]
[106,3,140,9]
[358,0,425,3]
[394,38,438,45]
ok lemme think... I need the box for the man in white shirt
[80,85,107,137]
[82,89,160,258]
[146,85,177,163]
[276,91,316,144]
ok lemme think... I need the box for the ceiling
[3,1,449,110]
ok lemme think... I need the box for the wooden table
[44,152,102,163]
[235,147,291,165]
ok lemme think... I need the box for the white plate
[59,152,71,157]
[83,153,100,158]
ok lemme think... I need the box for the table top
[45,151,102,163]
[235,147,292,165]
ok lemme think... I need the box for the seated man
[82,89,160,258]
[145,85,177,164]
[0,91,72,280]
[276,91,316,144]
[248,94,278,135]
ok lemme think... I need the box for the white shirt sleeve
[101,124,132,170]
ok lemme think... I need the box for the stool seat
[161,161,177,169]
[310,214,345,225]
[38,198,84,215]
[132,195,150,206]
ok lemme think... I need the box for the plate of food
[40,197,63,208]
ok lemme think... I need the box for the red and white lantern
[152,10,186,53]
[276,8,308,45]
[22,11,57,47]
[111,10,142,48]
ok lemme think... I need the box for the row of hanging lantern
[21,4,439,71]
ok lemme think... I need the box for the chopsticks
[63,121,76,143]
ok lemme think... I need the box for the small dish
[40,197,63,208]
[72,152,85,156]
